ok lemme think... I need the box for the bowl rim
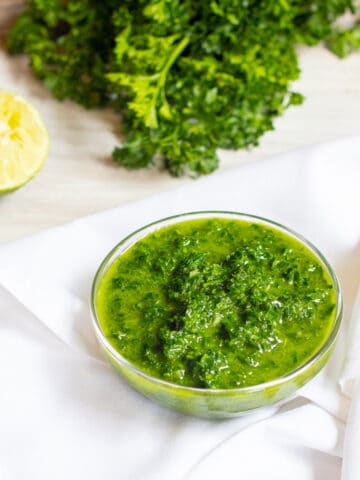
[90,210,343,394]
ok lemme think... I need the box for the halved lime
[0,91,49,193]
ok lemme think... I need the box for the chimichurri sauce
[96,218,336,389]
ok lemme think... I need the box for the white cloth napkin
[341,288,360,480]
[0,137,359,480]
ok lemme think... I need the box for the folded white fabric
[341,289,360,398]
[0,137,359,480]
[340,289,360,480]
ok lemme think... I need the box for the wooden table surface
[1,2,360,242]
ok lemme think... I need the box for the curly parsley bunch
[8,0,357,176]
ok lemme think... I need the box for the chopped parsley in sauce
[96,218,336,389]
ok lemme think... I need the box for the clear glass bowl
[91,211,342,418]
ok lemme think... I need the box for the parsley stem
[151,36,190,127]
[158,36,190,89]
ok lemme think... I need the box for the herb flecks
[96,218,336,389]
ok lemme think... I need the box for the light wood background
[1,1,360,242]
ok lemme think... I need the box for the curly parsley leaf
[328,22,360,57]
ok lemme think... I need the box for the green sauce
[96,218,336,389]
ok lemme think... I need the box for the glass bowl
[90,211,342,418]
